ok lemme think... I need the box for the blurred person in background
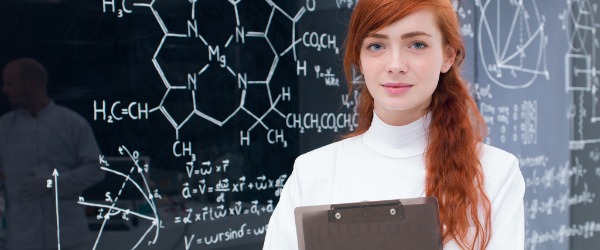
[0,57,105,250]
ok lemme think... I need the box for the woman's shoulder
[480,143,517,162]
[294,136,362,171]
[296,136,360,161]
[479,143,524,187]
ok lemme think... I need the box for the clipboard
[294,197,442,250]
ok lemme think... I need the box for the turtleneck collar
[362,112,430,158]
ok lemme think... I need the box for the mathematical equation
[174,148,283,249]
[524,160,583,192]
[518,154,549,168]
[479,100,538,145]
[180,175,286,202]
[296,60,342,87]
[525,183,595,220]
[183,223,268,249]
[527,220,600,250]
[174,201,274,224]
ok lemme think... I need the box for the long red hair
[343,0,491,248]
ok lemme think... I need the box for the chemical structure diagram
[87,1,346,248]
[476,0,549,89]
[97,0,325,147]
[560,0,600,149]
[77,146,161,249]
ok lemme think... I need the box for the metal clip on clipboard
[327,200,404,223]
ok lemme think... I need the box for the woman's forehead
[364,9,442,40]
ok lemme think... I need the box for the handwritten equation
[479,100,538,145]
[527,221,600,250]
[523,159,584,192]
[525,183,595,220]
[183,223,268,249]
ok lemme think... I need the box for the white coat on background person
[0,58,105,250]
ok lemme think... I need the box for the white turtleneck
[363,112,429,158]
[263,113,525,250]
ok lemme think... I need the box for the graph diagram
[561,0,600,149]
[77,146,161,249]
[477,0,549,89]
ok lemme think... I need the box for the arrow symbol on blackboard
[186,162,195,178]
[53,169,61,250]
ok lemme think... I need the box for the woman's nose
[386,50,408,74]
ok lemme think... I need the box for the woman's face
[359,8,455,126]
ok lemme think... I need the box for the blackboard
[469,1,597,250]
[0,0,598,249]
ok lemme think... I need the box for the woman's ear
[441,46,456,73]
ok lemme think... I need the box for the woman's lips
[382,83,412,94]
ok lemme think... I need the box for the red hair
[343,0,491,248]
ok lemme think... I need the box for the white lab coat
[0,102,104,250]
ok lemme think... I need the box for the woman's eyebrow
[366,33,388,39]
[401,31,432,39]
[366,31,432,40]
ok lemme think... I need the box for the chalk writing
[527,221,600,250]
[525,183,595,219]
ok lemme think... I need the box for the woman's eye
[411,42,427,49]
[367,43,384,51]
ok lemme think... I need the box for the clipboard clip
[327,200,404,223]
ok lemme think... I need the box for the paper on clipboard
[294,197,442,250]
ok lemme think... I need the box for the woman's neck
[362,112,430,158]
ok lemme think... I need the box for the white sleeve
[263,161,303,250]
[486,154,525,250]
[56,117,104,198]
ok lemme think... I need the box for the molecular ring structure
[101,0,314,142]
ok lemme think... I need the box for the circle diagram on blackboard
[78,146,160,250]
[477,0,549,89]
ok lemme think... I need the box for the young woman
[263,0,525,249]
